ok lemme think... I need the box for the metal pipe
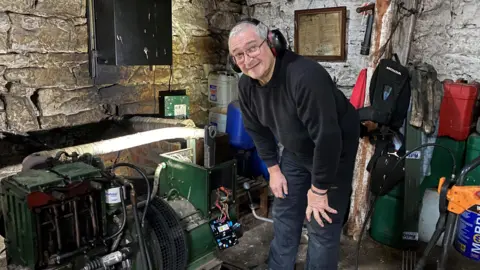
[89,195,98,237]
[0,127,205,178]
[73,200,81,248]
[30,127,204,158]
[251,207,273,223]
[53,205,62,251]
[110,116,196,131]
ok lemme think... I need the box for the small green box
[159,90,190,119]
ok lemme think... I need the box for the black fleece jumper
[238,50,360,190]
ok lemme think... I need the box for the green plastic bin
[420,136,466,195]
[370,192,404,249]
[464,133,480,186]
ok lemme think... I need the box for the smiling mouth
[247,62,259,70]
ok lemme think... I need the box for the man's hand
[268,165,288,198]
[362,120,378,132]
[306,186,337,227]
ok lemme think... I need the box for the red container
[438,79,480,141]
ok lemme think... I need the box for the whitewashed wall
[245,0,480,96]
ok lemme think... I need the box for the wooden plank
[391,0,419,64]
[345,0,397,240]
[391,0,422,247]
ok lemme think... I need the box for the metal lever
[242,182,273,223]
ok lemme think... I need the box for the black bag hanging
[358,53,411,130]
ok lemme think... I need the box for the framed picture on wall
[294,7,347,61]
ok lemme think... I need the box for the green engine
[0,152,190,270]
[0,145,243,270]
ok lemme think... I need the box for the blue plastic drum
[454,205,480,261]
[226,101,255,150]
[251,149,269,181]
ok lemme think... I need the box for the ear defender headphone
[228,18,288,73]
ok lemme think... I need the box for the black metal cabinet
[93,0,172,66]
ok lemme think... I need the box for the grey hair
[228,21,269,41]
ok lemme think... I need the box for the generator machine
[0,134,242,270]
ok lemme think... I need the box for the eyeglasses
[232,39,266,64]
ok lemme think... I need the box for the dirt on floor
[219,216,480,270]
[0,217,478,270]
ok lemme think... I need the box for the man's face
[228,26,275,80]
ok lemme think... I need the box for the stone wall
[409,0,480,81]
[246,0,480,96]
[0,0,245,134]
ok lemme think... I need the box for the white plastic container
[418,188,444,246]
[208,71,239,107]
[209,107,228,133]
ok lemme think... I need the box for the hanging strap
[392,53,401,64]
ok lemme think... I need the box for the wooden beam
[391,0,420,64]
[345,0,396,240]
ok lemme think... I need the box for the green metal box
[156,147,237,269]
[159,91,190,119]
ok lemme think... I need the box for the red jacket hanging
[350,68,367,109]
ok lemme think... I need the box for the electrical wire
[354,142,456,270]
[215,187,231,222]
[107,163,152,228]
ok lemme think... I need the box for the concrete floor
[0,218,478,270]
[220,218,480,270]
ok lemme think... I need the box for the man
[228,19,360,269]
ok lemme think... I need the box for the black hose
[108,162,151,227]
[455,154,480,186]
[388,142,457,183]
[130,188,153,270]
[354,142,456,270]
[355,195,376,270]
[108,169,153,270]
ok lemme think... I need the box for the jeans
[268,137,359,270]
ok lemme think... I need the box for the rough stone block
[36,87,100,117]
[98,84,157,105]
[209,12,237,31]
[0,0,85,18]
[39,108,105,130]
[114,65,205,86]
[3,94,39,132]
[0,66,7,91]
[7,84,36,97]
[115,66,171,85]
[173,0,210,37]
[183,81,209,103]
[174,53,221,67]
[9,14,87,53]
[0,112,7,131]
[246,0,271,6]
[0,12,10,53]
[4,68,76,88]
[72,63,93,88]
[172,66,206,84]
[217,2,243,13]
[0,53,88,69]
[173,36,222,55]
[117,101,157,115]
[0,33,7,53]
